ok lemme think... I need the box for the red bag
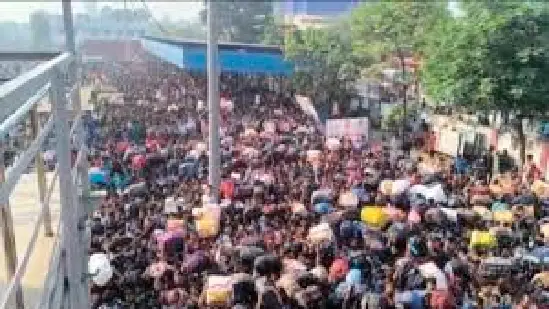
[220,180,235,199]
[429,290,455,309]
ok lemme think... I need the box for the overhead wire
[140,0,172,36]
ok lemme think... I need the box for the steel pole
[207,0,221,201]
[30,106,53,237]
[0,142,24,309]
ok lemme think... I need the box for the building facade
[273,0,360,29]
[44,7,152,49]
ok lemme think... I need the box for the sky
[0,1,203,23]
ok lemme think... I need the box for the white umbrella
[195,142,207,153]
[419,261,448,290]
[391,179,411,196]
[88,253,113,286]
[338,191,358,208]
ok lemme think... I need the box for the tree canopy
[284,23,363,111]
[419,2,549,163]
[200,1,274,44]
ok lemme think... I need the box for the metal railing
[0,51,90,309]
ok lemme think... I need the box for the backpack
[256,282,282,309]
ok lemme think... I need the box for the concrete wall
[431,114,549,175]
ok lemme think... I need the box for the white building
[46,7,152,49]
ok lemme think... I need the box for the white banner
[326,117,369,139]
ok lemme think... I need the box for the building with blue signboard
[140,36,293,76]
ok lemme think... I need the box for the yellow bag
[196,218,219,238]
[205,275,231,305]
[470,230,497,248]
[492,210,513,223]
[361,206,388,228]
[308,222,334,244]
[473,206,492,221]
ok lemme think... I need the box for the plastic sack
[291,202,307,214]
[131,154,147,170]
[164,196,178,214]
[116,141,130,153]
[492,210,513,223]
[220,180,235,199]
[306,150,322,165]
[491,201,509,212]
[311,189,333,204]
[379,180,393,195]
[471,194,492,205]
[391,179,411,196]
[338,191,359,208]
[314,202,333,214]
[195,205,221,238]
[418,261,449,290]
[167,219,185,232]
[326,138,341,151]
[360,206,388,229]
[283,258,307,274]
[88,167,108,185]
[409,183,447,203]
[195,142,207,154]
[532,180,549,197]
[472,206,491,221]
[196,218,219,238]
[308,222,334,244]
[88,253,113,286]
[408,208,422,224]
[541,224,549,239]
[205,275,232,305]
[470,230,497,248]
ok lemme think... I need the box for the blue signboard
[140,37,293,75]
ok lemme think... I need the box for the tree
[150,19,206,41]
[284,24,363,116]
[200,1,274,44]
[350,2,449,135]
[421,2,549,165]
[30,10,52,50]
[261,15,284,46]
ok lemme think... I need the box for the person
[83,51,549,309]
[485,146,495,183]
[524,154,541,183]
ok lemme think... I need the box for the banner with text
[326,117,369,139]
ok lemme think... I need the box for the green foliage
[284,24,363,106]
[350,1,448,77]
[261,15,284,46]
[200,1,274,44]
[421,2,549,114]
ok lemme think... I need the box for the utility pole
[62,1,90,307]
[207,0,221,201]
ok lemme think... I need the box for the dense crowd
[85,59,549,309]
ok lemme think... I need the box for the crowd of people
[85,58,549,309]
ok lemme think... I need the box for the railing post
[51,66,85,309]
[0,142,24,309]
[30,106,53,237]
